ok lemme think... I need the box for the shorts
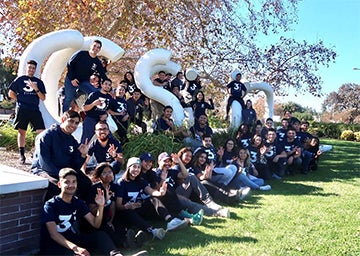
[13,107,45,131]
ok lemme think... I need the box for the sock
[19,147,25,157]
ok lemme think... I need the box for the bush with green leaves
[354,132,360,142]
[0,122,37,150]
[122,133,183,165]
[340,130,355,141]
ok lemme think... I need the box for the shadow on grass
[139,225,258,256]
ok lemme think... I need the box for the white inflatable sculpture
[228,70,274,129]
[134,49,185,126]
[18,29,124,140]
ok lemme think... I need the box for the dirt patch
[0,149,33,173]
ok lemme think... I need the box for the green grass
[125,139,360,256]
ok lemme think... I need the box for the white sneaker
[206,201,223,211]
[167,218,188,231]
[151,228,166,240]
[215,208,230,218]
[259,185,271,191]
[239,187,251,200]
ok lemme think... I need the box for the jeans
[63,76,97,113]
[211,164,238,186]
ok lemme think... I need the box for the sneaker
[110,250,123,256]
[239,187,251,200]
[131,251,149,256]
[125,229,137,249]
[166,218,188,231]
[151,228,166,240]
[272,173,282,180]
[191,209,204,225]
[259,185,271,191]
[215,208,230,218]
[135,230,147,248]
[206,201,223,211]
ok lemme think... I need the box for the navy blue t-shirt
[117,178,150,204]
[88,136,123,163]
[283,139,302,155]
[84,91,117,119]
[9,75,46,111]
[154,168,179,188]
[41,195,89,245]
[113,96,128,121]
[227,80,247,98]
[264,140,285,161]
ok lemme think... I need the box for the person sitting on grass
[174,147,231,218]
[115,157,188,239]
[39,167,148,256]
[189,149,246,205]
[153,152,204,225]
[86,163,146,250]
[228,148,272,191]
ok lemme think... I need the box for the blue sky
[275,0,360,112]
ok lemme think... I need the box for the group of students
[8,38,323,255]
[31,105,322,255]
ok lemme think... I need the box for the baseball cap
[140,152,154,161]
[158,152,171,162]
[126,157,141,169]
[58,168,78,179]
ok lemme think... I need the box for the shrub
[0,122,37,150]
[340,130,355,141]
[353,131,360,142]
[122,133,183,164]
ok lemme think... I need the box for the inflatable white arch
[18,29,124,140]
[229,81,274,129]
[134,49,185,126]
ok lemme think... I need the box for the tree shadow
[137,226,258,256]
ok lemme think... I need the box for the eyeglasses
[96,128,109,131]
[101,171,113,176]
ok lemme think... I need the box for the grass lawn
[126,139,360,256]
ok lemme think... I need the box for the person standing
[62,39,108,113]
[8,60,46,164]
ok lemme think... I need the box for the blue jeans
[62,76,97,113]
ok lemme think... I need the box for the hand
[78,138,90,157]
[71,79,79,87]
[171,153,181,164]
[108,144,118,158]
[159,182,167,196]
[260,145,267,155]
[27,80,39,91]
[95,188,105,207]
[73,246,90,256]
[107,221,115,231]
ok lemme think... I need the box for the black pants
[226,96,245,115]
[39,230,116,255]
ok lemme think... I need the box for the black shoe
[124,229,137,249]
[20,155,26,164]
[135,230,147,248]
